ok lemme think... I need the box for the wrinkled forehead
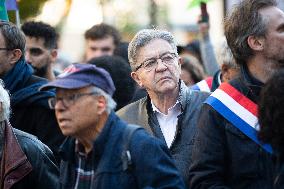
[259,6,284,30]
[136,39,175,61]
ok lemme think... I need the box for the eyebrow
[142,51,173,62]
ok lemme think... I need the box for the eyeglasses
[48,92,98,109]
[135,52,178,71]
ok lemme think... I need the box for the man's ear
[131,71,144,88]
[178,56,182,66]
[96,96,107,115]
[9,49,22,65]
[247,36,264,51]
[221,64,230,82]
[50,49,58,63]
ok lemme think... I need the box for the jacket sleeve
[130,130,186,189]
[32,107,65,163]
[200,35,219,76]
[188,104,230,189]
[24,138,60,189]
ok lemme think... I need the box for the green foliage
[8,0,48,24]
[188,0,212,9]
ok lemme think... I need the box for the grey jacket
[117,81,209,187]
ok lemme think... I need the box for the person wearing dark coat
[0,21,64,162]
[117,29,209,187]
[40,63,186,189]
[258,69,284,188]
[0,80,59,189]
[188,0,284,188]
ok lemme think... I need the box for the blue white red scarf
[205,82,273,154]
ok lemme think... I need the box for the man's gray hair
[0,21,26,58]
[91,86,116,114]
[128,29,178,71]
[0,80,10,121]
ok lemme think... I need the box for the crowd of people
[1,0,284,188]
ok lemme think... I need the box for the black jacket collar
[230,64,264,103]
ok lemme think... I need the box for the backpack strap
[121,124,141,171]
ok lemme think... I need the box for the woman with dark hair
[180,56,206,86]
[258,69,284,188]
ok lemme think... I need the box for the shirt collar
[75,139,92,158]
[151,99,180,116]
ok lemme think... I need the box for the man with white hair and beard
[0,80,59,189]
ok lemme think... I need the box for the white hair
[128,29,178,71]
[0,80,10,121]
[217,37,239,69]
[91,86,116,114]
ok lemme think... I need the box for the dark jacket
[3,59,65,162]
[188,65,275,189]
[0,121,59,189]
[211,70,221,92]
[58,111,185,189]
[117,81,210,187]
[273,157,284,189]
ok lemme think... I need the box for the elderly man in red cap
[40,63,185,189]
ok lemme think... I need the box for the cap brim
[39,78,91,91]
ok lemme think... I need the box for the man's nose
[55,99,66,111]
[95,50,104,58]
[155,58,167,71]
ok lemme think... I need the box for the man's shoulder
[184,88,210,109]
[13,128,54,156]
[190,89,210,100]
[28,74,48,84]
[117,97,147,116]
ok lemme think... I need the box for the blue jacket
[58,112,185,189]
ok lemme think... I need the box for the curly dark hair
[84,23,121,46]
[224,0,277,65]
[258,69,284,156]
[88,55,136,110]
[21,21,58,49]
